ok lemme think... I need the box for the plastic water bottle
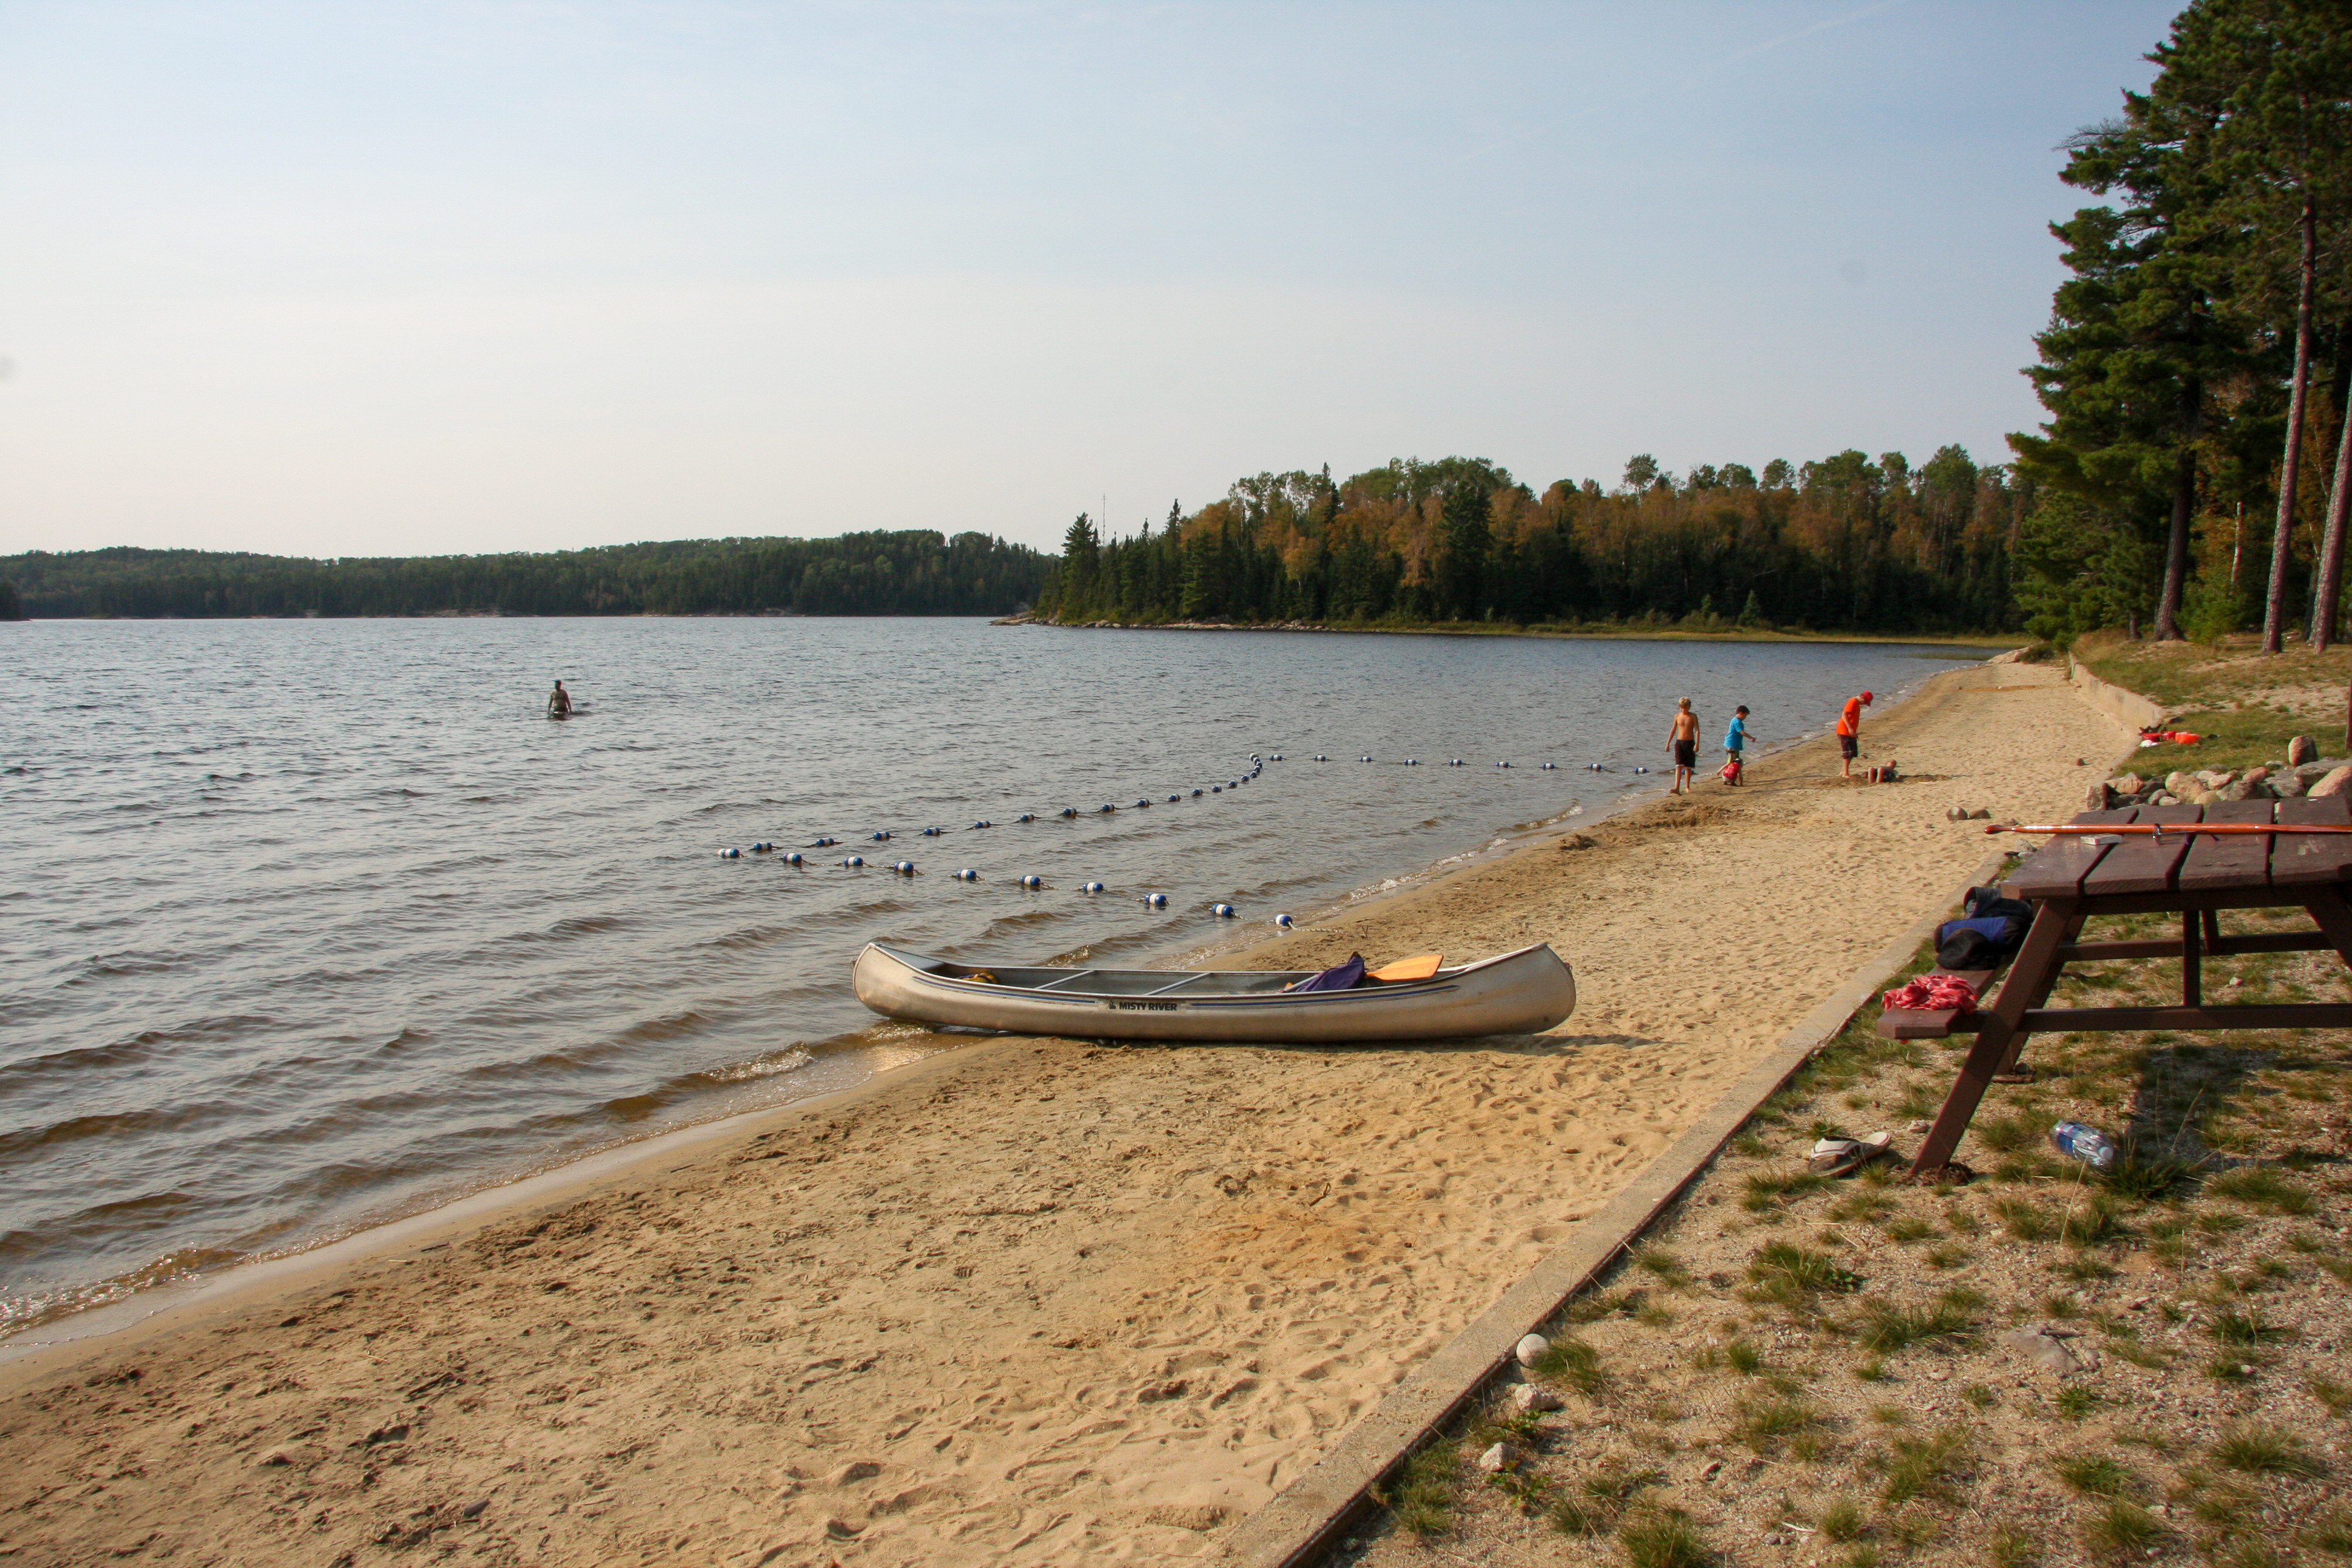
[2050,1121,2118,1168]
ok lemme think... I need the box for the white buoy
[844,854,865,867]
[814,835,837,846]
[972,819,991,829]
[1017,813,1035,823]
[1359,755,1371,762]
[922,826,942,836]
[1059,808,1077,817]
[1541,762,1557,769]
[871,831,890,841]
[783,851,803,865]
[1275,913,1295,929]
[894,860,916,874]
[1498,760,1511,768]
[1212,903,1236,917]
[955,867,978,880]
[1167,794,1180,802]
[1082,880,1105,893]
[1314,754,1327,761]
[1191,788,1204,797]
[1135,799,1150,808]
[1021,874,1044,889]
[1212,785,1221,793]
[1271,753,1283,760]
[1144,892,1168,907]
[717,847,740,858]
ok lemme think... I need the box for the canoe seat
[1370,953,1443,982]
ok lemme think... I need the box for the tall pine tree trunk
[2261,196,2319,653]
[2156,446,2194,640]
[2313,391,2352,650]
[2305,354,2342,648]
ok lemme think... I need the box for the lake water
[0,618,1991,1335]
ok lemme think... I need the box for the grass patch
[1853,1290,1981,1353]
[1993,1197,2057,1241]
[1733,1396,1829,1453]
[2206,1166,2313,1214]
[1744,1241,1861,1305]
[1528,1335,1605,1397]
[2209,1307,2294,1348]
[1547,1461,1663,1537]
[2099,1153,2197,1201]
[1724,1340,1763,1376]
[1988,1524,2036,1568]
[2299,1506,2352,1555]
[2309,1374,2352,1416]
[1616,1506,1711,1568]
[1376,1439,1460,1537]
[2212,1425,2327,1477]
[2054,1453,2140,1497]
[2083,1500,2165,1559]
[1877,1427,1968,1504]
[1744,1169,1830,1212]
[1817,1495,1865,1541]
[1633,1246,1690,1286]
[2056,1385,2101,1420]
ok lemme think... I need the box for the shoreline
[993,613,2027,648]
[0,657,2138,1567]
[2,658,1939,1349]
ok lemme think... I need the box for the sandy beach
[0,658,2137,1567]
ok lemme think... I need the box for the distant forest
[0,532,1050,619]
[1034,448,2025,635]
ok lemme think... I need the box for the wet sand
[0,658,2135,1567]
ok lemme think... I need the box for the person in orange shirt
[1836,690,1872,777]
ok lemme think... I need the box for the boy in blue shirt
[1722,706,1751,785]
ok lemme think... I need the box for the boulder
[2198,769,2236,790]
[2290,734,2318,766]
[2275,772,2308,798]
[2106,772,2145,796]
[2221,779,2254,802]
[2086,783,2113,812]
[2312,765,2352,799]
[2191,788,2223,807]
[2002,1327,2095,1376]
[2243,766,2270,787]
[1508,1383,1564,1413]
[2165,771,2192,796]
[1477,1442,1523,1472]
[2152,792,2179,805]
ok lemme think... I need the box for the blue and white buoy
[921,826,943,837]
[1497,760,1511,768]
[1059,808,1078,818]
[893,860,916,875]
[1082,880,1105,894]
[1098,803,1116,813]
[1021,874,1044,889]
[783,851,804,865]
[1212,903,1236,918]
[1134,799,1150,808]
[1270,753,1283,760]
[812,835,838,846]
[1541,762,1557,769]
[1359,755,1372,763]
[718,847,742,858]
[1017,813,1036,823]
[1143,892,1168,907]
[955,867,979,881]
[1211,786,1221,794]
[972,820,991,829]
[871,831,892,841]
[1167,794,1180,803]
[1192,788,1204,796]
[1275,913,1295,929]
[750,841,773,852]
[1314,754,1328,761]
[843,854,865,867]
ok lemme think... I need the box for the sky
[0,1,2181,559]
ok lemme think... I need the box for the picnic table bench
[1883,795,2352,1178]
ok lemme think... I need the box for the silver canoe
[851,941,1575,1044]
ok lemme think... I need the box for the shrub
[1724,1340,1763,1376]
[1993,1197,2056,1241]
[2099,1154,2195,1201]
[1549,1462,1662,1537]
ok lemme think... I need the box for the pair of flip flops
[1808,1130,1896,1175]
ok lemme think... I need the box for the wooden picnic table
[1899,794,2352,1178]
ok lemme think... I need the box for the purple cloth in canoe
[1289,953,1367,992]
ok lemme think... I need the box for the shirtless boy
[1667,697,1700,794]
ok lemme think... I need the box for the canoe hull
[851,942,1575,1044]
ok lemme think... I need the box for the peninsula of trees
[1034,448,2024,636]
[0,532,1050,619]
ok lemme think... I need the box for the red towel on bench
[1882,974,1978,1013]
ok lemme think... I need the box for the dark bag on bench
[1937,915,2027,970]
[1964,886,2034,923]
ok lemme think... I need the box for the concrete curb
[2068,653,2168,731]
[1217,846,2018,1568]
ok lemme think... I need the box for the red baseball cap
[1861,691,1874,702]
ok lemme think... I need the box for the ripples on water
[0,618,1990,1334]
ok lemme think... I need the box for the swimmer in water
[547,679,572,717]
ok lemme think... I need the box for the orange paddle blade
[1369,953,1443,981]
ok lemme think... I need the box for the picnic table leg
[2183,910,2202,1007]
[1910,899,2074,1179]
[2302,886,2352,968]
[1994,906,2083,1078]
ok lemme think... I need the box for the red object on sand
[1883,974,1978,1013]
